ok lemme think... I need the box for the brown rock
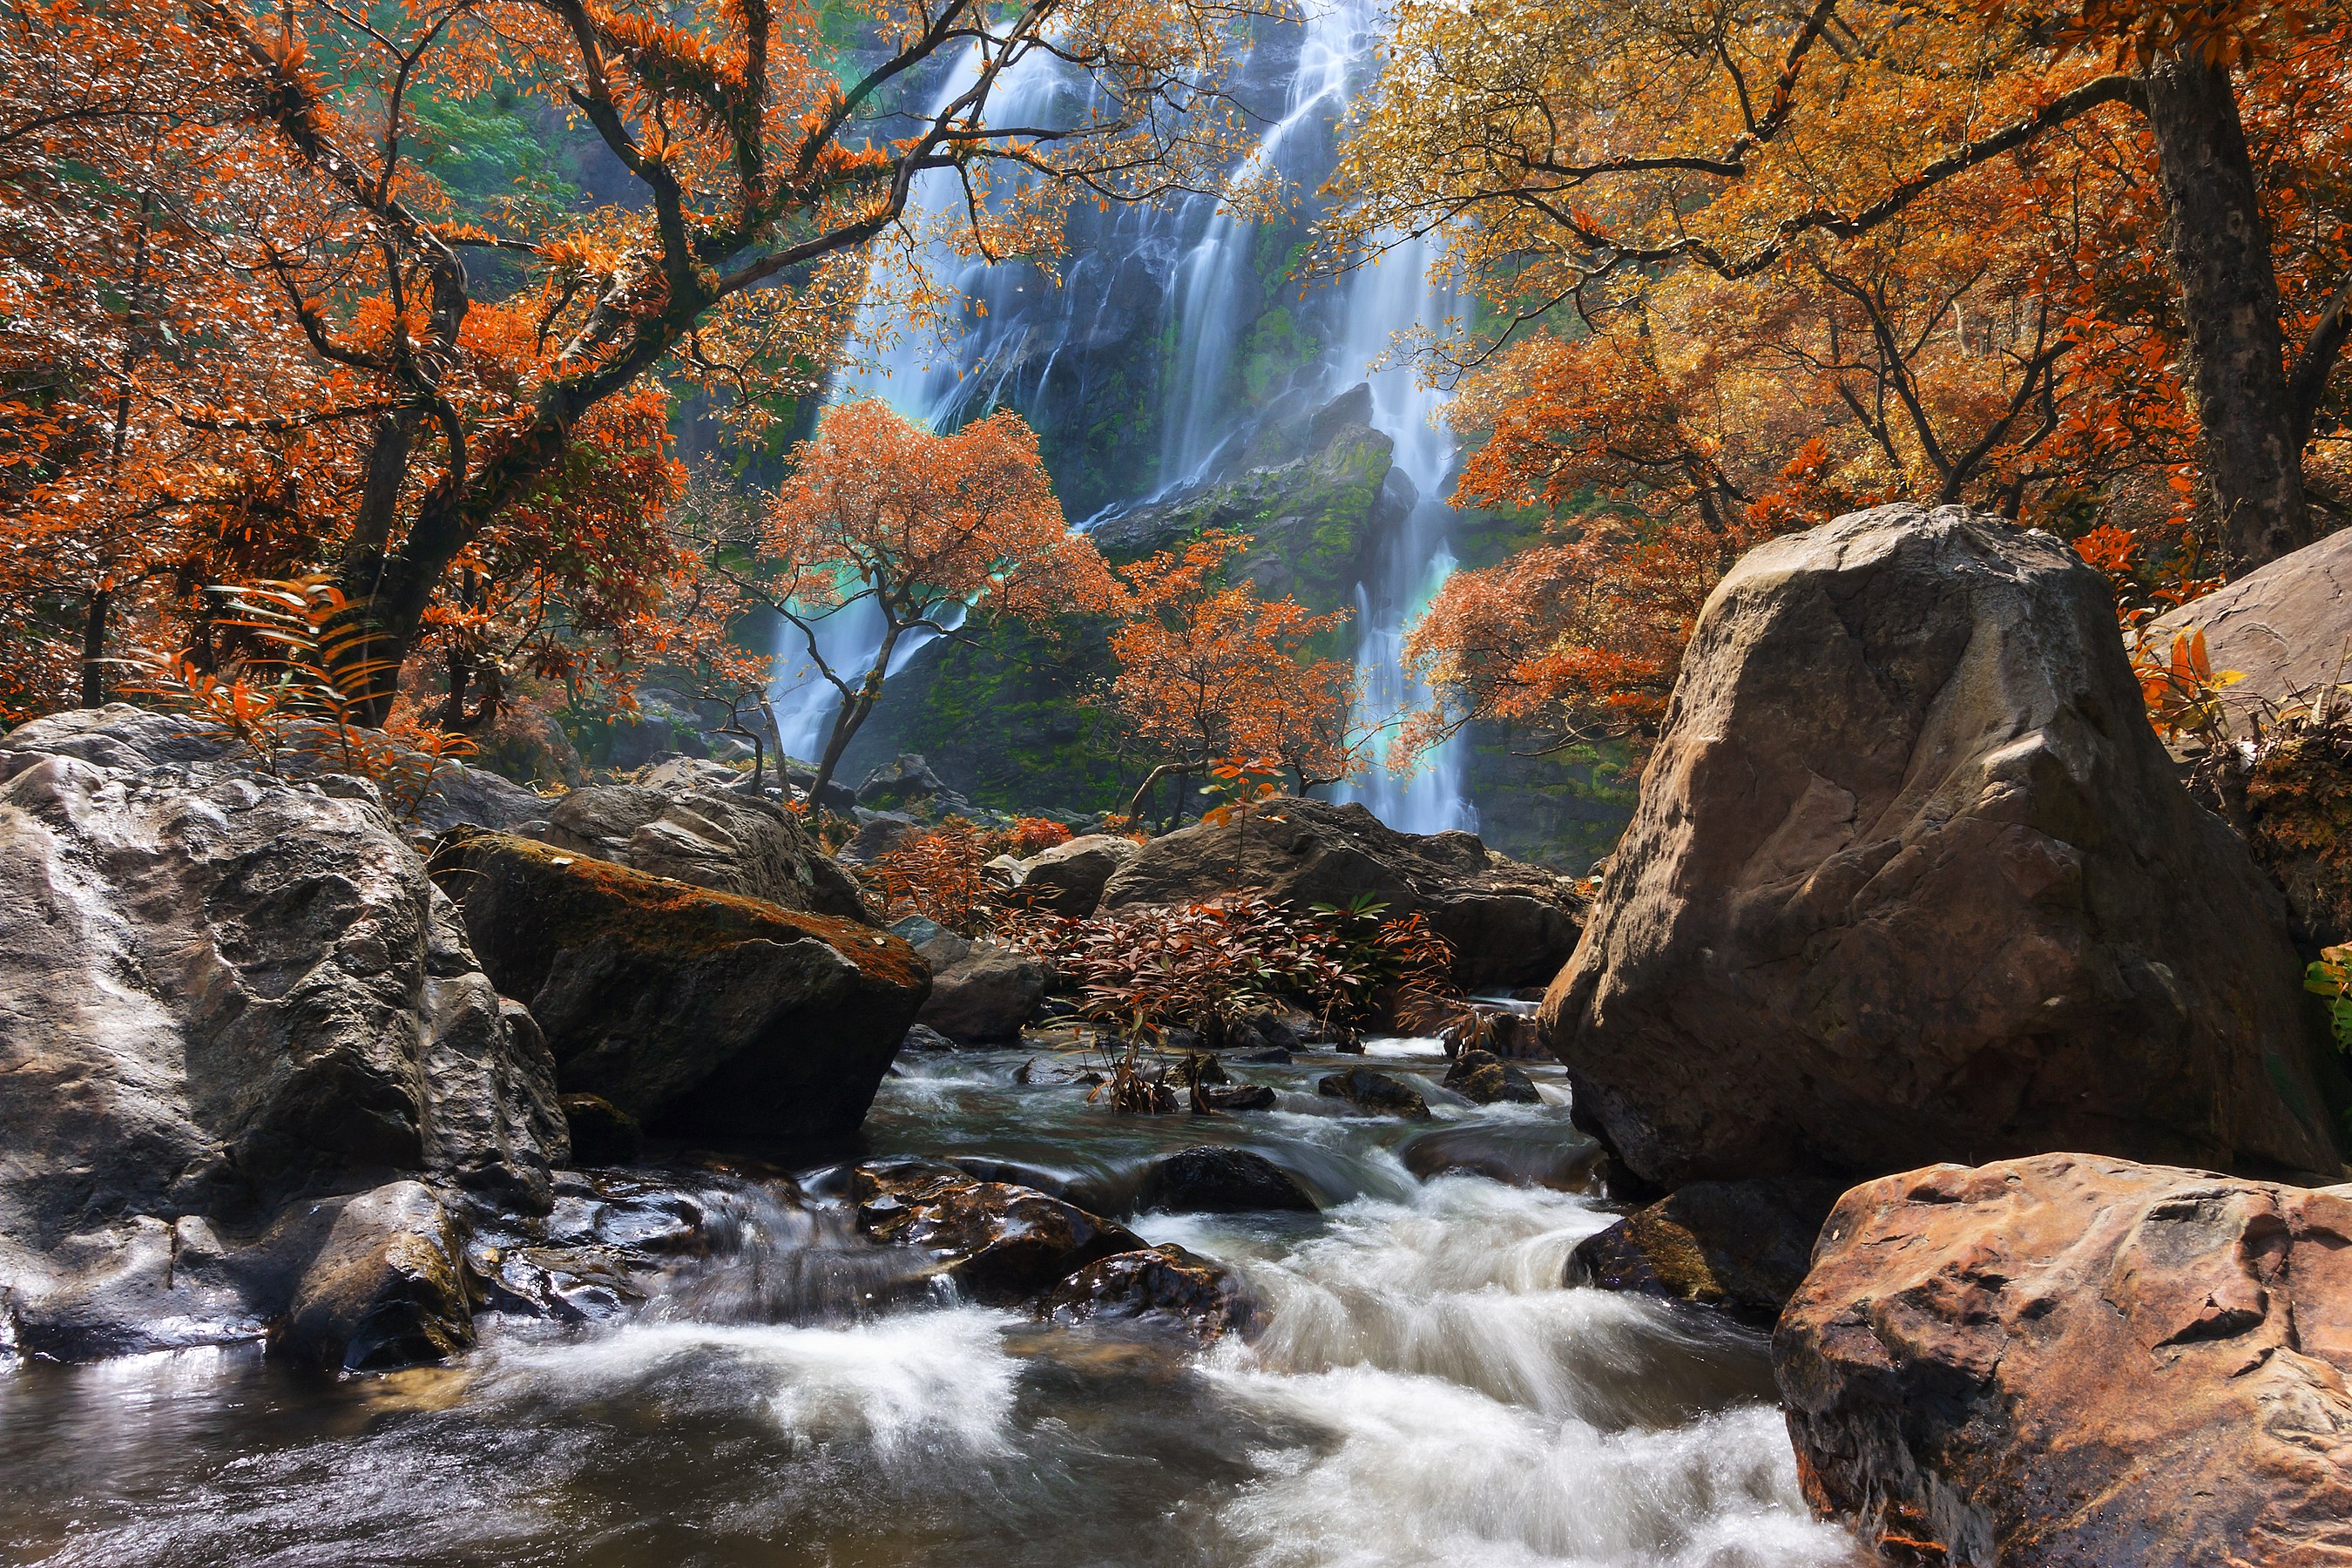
[853,1163,1146,1305]
[1567,1178,1842,1322]
[1099,797,1583,988]
[529,783,874,923]
[1016,834,1141,916]
[1044,1245,1257,1340]
[280,1181,473,1372]
[1775,1152,2352,1566]
[915,943,1049,1043]
[1443,1049,1540,1105]
[429,829,928,1143]
[1543,504,2340,1189]
[2145,523,2352,722]
[1315,1066,1431,1119]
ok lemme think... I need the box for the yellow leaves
[2131,627,2243,745]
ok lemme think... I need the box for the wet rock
[1136,1147,1317,1213]
[0,716,566,1359]
[559,1095,644,1166]
[529,783,873,923]
[1227,1045,1295,1065]
[916,942,1049,1044]
[280,1182,473,1373]
[1044,1244,1257,1341]
[430,829,927,1142]
[1776,1152,2352,1566]
[852,1165,1146,1305]
[1315,1067,1432,1120]
[1101,798,1583,988]
[899,1024,959,1053]
[1443,1050,1540,1105]
[1199,1082,1278,1112]
[1221,1007,1313,1056]
[1398,1125,1607,1191]
[1544,505,2342,1189]
[1567,1178,1843,1322]
[1015,834,1141,916]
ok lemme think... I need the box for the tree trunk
[2140,51,2312,571]
[808,623,902,804]
[79,588,111,709]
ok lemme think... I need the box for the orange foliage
[1100,532,1365,817]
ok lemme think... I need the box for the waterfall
[781,0,1477,835]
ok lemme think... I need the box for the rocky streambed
[0,1037,1869,1568]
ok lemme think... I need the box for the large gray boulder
[430,829,928,1141]
[529,782,872,923]
[1,703,546,833]
[1542,505,2341,1189]
[1776,1153,2352,1566]
[1100,798,1583,988]
[0,720,564,1361]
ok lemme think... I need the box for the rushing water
[0,1040,1866,1568]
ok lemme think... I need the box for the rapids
[0,1041,1869,1567]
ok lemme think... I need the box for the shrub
[1009,816,1074,856]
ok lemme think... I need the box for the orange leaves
[1102,531,1362,791]
[2131,627,2243,745]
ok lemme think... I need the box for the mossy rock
[429,829,928,1144]
[1565,1179,1845,1323]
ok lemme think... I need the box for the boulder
[1100,798,1584,988]
[1016,834,1140,917]
[1398,1124,1607,1191]
[0,720,565,1360]
[279,1181,473,1372]
[857,754,951,814]
[1566,1178,1843,1322]
[429,829,928,1142]
[1135,1146,1318,1213]
[528,782,872,923]
[915,943,1049,1044]
[0,702,545,833]
[899,1023,959,1053]
[1443,1049,1540,1105]
[1315,1066,1431,1120]
[2144,523,2352,722]
[1543,505,2342,1189]
[1044,1244,1257,1341]
[839,810,920,864]
[1775,1152,2352,1566]
[851,1162,1146,1305]
[1200,1082,1279,1112]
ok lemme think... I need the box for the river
[0,1038,1868,1567]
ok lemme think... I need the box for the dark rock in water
[856,754,950,814]
[1777,1152,2352,1566]
[900,1024,958,1053]
[0,713,565,1361]
[1100,797,1584,988]
[1199,1082,1278,1112]
[1221,1007,1310,1056]
[1044,1244,1257,1341]
[527,782,873,923]
[1136,1147,1316,1213]
[280,1182,473,1372]
[559,1095,644,1166]
[1227,1046,1294,1065]
[1566,1178,1843,1322]
[1014,834,1140,917]
[916,943,1048,1043]
[852,1165,1146,1306]
[1316,1067,1431,1120]
[1544,504,2342,1188]
[1398,1125,1606,1192]
[430,829,928,1142]
[1443,1050,1541,1105]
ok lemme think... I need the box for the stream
[0,1039,1869,1567]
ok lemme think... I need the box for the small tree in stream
[762,400,1116,800]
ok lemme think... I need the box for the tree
[3,0,1251,723]
[1328,0,2352,571]
[754,399,1114,800]
[1100,531,1363,821]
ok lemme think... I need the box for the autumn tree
[1100,531,1363,821]
[3,0,1251,725]
[1328,0,2352,573]
[746,399,1114,799]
